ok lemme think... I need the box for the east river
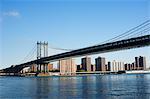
[0,74,150,99]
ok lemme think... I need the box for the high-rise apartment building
[76,64,82,71]
[111,61,124,72]
[131,62,136,70]
[95,57,106,71]
[48,64,53,71]
[135,57,139,70]
[59,58,76,75]
[111,60,118,72]
[124,64,128,70]
[107,62,111,71]
[139,56,146,70]
[134,56,146,70]
[91,64,95,71]
[81,57,91,71]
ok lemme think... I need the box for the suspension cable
[94,20,150,45]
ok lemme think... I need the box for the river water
[0,74,150,99]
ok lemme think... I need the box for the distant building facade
[139,56,146,70]
[48,64,53,71]
[91,64,95,71]
[21,67,30,73]
[95,57,106,71]
[30,63,53,72]
[111,60,124,72]
[134,56,146,70]
[81,57,91,71]
[76,64,82,71]
[59,58,76,75]
[31,64,37,72]
[135,57,139,70]
[107,62,111,71]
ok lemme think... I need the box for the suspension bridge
[1,20,150,73]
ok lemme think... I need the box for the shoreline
[1,70,150,77]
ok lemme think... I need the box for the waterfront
[0,74,150,99]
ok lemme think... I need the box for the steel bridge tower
[37,41,48,73]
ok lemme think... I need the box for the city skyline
[1,0,150,69]
[20,55,148,74]
[59,55,147,73]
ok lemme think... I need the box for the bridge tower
[37,41,48,73]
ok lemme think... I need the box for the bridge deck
[3,35,150,73]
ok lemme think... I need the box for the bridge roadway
[3,35,150,73]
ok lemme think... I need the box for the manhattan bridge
[2,20,150,74]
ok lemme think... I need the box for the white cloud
[3,11,20,17]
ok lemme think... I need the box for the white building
[111,60,124,72]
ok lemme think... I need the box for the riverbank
[1,70,150,77]
[126,70,150,74]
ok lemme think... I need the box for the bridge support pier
[43,63,48,73]
[44,63,49,73]
[37,64,41,73]
[37,62,49,73]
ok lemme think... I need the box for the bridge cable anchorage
[19,44,37,63]
[94,20,150,45]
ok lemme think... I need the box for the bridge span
[2,34,150,73]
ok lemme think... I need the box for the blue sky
[0,0,150,69]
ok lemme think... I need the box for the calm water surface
[0,74,150,99]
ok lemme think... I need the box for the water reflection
[35,78,49,99]
[0,74,150,99]
[133,74,150,99]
